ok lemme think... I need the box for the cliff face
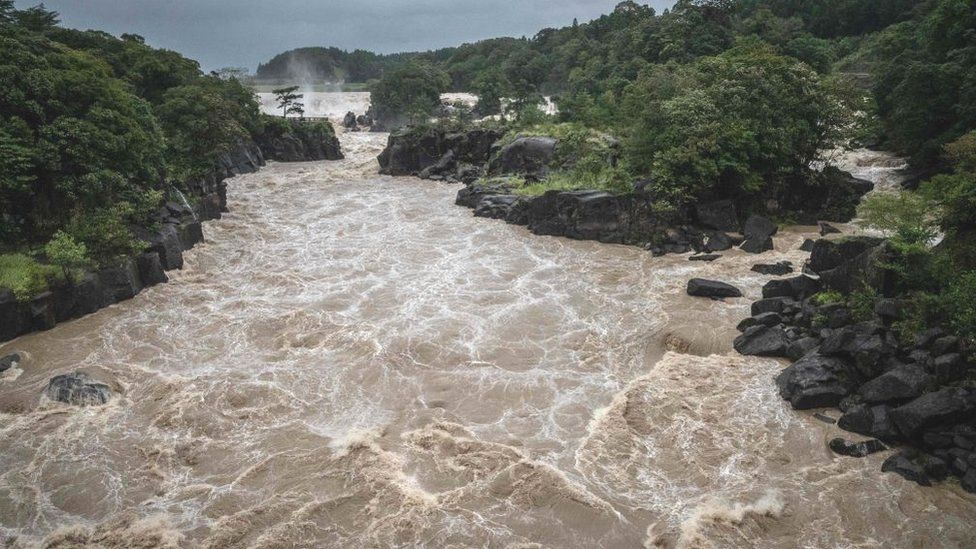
[1,121,343,344]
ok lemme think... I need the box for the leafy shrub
[813,291,844,306]
[944,272,976,345]
[66,204,146,266]
[856,191,941,245]
[43,231,90,282]
[0,253,62,301]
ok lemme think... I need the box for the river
[0,99,974,548]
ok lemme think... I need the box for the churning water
[0,100,974,548]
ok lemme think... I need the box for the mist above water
[0,98,973,547]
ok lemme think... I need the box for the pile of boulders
[734,236,976,492]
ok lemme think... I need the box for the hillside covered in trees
[0,1,341,339]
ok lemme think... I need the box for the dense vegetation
[0,2,302,300]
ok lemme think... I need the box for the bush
[944,272,976,345]
[44,231,90,282]
[856,191,941,245]
[66,204,146,266]
[0,253,62,301]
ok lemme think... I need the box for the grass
[0,253,63,302]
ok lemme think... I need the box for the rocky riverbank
[731,236,976,493]
[0,123,343,344]
[378,125,873,255]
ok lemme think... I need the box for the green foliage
[43,231,89,282]
[944,272,976,344]
[620,41,845,205]
[65,203,146,266]
[370,61,451,126]
[156,79,257,180]
[855,191,941,245]
[873,0,976,167]
[848,286,880,322]
[813,290,844,305]
[272,86,304,118]
[473,69,507,116]
[0,253,61,301]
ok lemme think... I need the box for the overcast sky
[19,0,676,71]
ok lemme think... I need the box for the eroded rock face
[0,353,20,373]
[378,127,504,177]
[45,372,112,406]
[488,136,558,180]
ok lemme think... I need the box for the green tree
[370,61,450,127]
[272,86,304,118]
[43,230,89,282]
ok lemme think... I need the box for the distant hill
[254,46,455,83]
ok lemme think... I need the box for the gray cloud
[19,0,675,71]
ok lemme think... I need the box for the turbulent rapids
[1,100,975,547]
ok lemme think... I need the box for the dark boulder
[689,254,721,262]
[963,470,976,493]
[28,292,56,332]
[787,337,821,361]
[703,231,733,252]
[45,372,112,406]
[737,312,783,332]
[858,364,933,404]
[762,276,822,300]
[839,404,903,441]
[687,278,743,299]
[456,182,514,209]
[97,259,143,305]
[740,236,774,254]
[0,353,20,373]
[881,449,949,487]
[694,200,739,232]
[808,236,884,274]
[343,111,358,129]
[178,221,204,250]
[523,190,680,245]
[800,238,817,252]
[136,253,168,288]
[379,126,503,176]
[744,215,778,240]
[933,353,969,382]
[751,297,793,316]
[149,224,184,271]
[829,438,887,458]
[473,195,521,220]
[418,150,457,180]
[488,136,557,179]
[890,388,976,439]
[819,222,841,236]
[734,325,790,357]
[0,288,25,342]
[751,262,794,276]
[776,353,856,409]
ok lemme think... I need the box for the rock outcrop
[378,126,504,179]
[1,121,343,344]
[45,372,112,406]
[734,236,976,492]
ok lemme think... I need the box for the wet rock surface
[736,235,976,492]
[686,279,743,299]
[45,372,112,406]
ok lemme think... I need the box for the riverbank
[1,128,974,547]
[0,123,342,345]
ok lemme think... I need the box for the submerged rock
[686,278,743,299]
[881,449,949,486]
[0,353,20,373]
[45,372,112,406]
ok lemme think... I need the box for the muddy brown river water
[1,121,974,548]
